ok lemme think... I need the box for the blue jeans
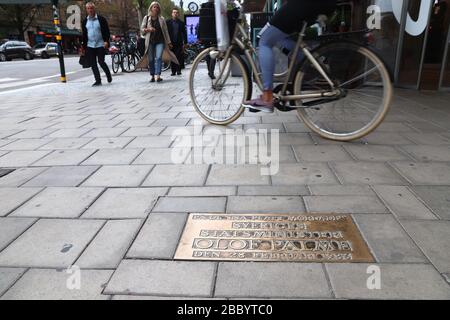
[148,43,164,76]
[259,25,296,91]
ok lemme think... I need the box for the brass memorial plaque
[175,214,374,262]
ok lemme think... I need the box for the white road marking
[0,82,58,96]
[0,71,81,89]
[0,78,19,83]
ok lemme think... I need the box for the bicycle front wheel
[293,42,393,141]
[162,61,171,72]
[189,48,252,125]
[111,53,120,74]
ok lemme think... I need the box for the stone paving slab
[0,268,27,297]
[81,149,143,165]
[227,196,306,214]
[168,186,236,197]
[293,145,353,162]
[410,186,450,220]
[344,145,411,161]
[391,161,450,185]
[0,219,104,268]
[31,150,96,166]
[81,187,166,219]
[23,165,99,187]
[142,164,208,187]
[401,221,450,274]
[400,145,450,162]
[82,165,153,187]
[364,132,415,145]
[0,269,112,300]
[11,187,103,218]
[308,185,375,196]
[76,219,142,269]
[81,137,134,149]
[353,214,427,263]
[326,264,450,300]
[206,165,270,186]
[153,197,226,213]
[39,138,93,150]
[304,195,388,214]
[133,148,190,165]
[104,260,216,297]
[372,186,437,220]
[271,163,339,185]
[215,263,331,299]
[0,167,49,187]
[401,132,450,145]
[0,188,42,217]
[237,185,309,196]
[0,138,54,151]
[0,150,51,167]
[331,162,407,185]
[0,218,36,251]
[127,212,187,259]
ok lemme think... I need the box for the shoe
[177,72,182,75]
[171,73,176,76]
[243,96,274,113]
[208,73,216,80]
[150,77,155,83]
[92,81,102,87]
[107,74,112,83]
[157,77,163,82]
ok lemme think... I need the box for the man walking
[166,8,187,76]
[81,2,112,86]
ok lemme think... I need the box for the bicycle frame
[213,14,341,106]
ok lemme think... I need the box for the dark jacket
[166,18,187,46]
[81,14,111,49]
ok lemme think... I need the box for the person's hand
[103,42,109,49]
[168,43,173,49]
[149,27,156,32]
[79,47,85,56]
[143,28,150,33]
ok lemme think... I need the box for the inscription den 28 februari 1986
[175,214,374,263]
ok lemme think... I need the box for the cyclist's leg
[244,25,292,112]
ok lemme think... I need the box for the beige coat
[136,15,179,69]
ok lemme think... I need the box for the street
[0,56,105,94]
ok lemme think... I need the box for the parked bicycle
[189,9,392,142]
[110,40,137,73]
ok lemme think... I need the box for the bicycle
[111,40,137,74]
[189,10,392,142]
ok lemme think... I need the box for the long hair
[148,1,161,17]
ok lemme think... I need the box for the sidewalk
[0,69,449,300]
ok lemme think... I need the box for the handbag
[79,54,91,68]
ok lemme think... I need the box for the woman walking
[140,1,177,82]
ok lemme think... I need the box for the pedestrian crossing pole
[51,0,67,83]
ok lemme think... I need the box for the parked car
[0,41,34,61]
[33,42,58,59]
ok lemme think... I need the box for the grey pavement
[0,67,449,300]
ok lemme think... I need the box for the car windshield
[33,43,46,49]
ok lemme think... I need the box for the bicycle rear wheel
[111,53,120,74]
[293,42,392,141]
[189,48,252,125]
[123,54,136,73]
